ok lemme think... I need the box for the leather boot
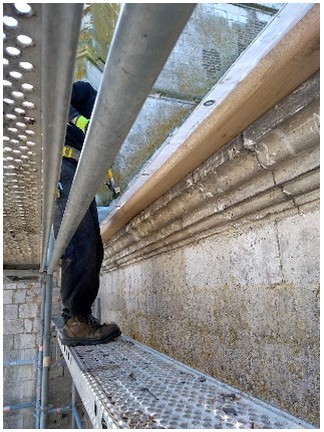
[61,315,121,346]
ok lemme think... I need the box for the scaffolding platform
[53,318,314,429]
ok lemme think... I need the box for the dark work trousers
[53,157,104,319]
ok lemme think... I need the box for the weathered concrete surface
[100,74,319,269]
[99,74,320,426]
[77,3,277,100]
[154,3,278,100]
[99,206,319,426]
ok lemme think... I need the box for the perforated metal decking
[3,3,43,268]
[54,321,313,429]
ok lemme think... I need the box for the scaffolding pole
[39,6,83,421]
[71,383,83,429]
[40,3,84,273]
[3,359,36,367]
[3,402,34,412]
[39,273,54,428]
[47,3,196,275]
[35,274,46,428]
[38,4,196,428]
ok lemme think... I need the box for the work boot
[61,315,121,347]
[87,314,101,329]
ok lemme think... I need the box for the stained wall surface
[99,73,320,426]
[76,3,280,205]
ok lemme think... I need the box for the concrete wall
[98,73,320,426]
[97,95,195,204]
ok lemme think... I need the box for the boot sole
[60,329,122,347]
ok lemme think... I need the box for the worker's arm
[68,81,98,133]
[68,106,81,124]
[69,113,89,134]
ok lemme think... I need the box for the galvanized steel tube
[35,274,47,428]
[40,3,83,272]
[72,405,84,429]
[3,359,35,367]
[48,3,196,274]
[3,402,34,412]
[48,406,71,415]
[71,383,83,429]
[39,273,53,429]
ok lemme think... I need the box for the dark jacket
[65,81,98,151]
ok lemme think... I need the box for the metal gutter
[99,3,320,243]
[47,3,196,274]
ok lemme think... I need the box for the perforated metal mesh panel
[3,3,43,268]
[55,326,314,429]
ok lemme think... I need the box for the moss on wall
[74,4,120,80]
[74,3,279,205]
[92,3,120,62]
[96,99,194,206]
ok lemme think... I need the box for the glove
[105,169,121,199]
[74,115,89,134]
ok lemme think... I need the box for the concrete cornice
[102,73,319,271]
[100,4,320,245]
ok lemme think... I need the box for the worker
[53,80,121,346]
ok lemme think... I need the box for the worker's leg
[53,158,121,346]
[53,159,100,319]
[89,198,104,305]
[60,201,101,318]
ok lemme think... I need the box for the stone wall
[77,3,279,99]
[75,3,280,206]
[98,73,320,426]
[3,276,71,429]
[3,280,41,428]
[153,3,278,100]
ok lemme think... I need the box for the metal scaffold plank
[53,320,313,429]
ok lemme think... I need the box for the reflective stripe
[62,146,80,161]
[75,115,89,133]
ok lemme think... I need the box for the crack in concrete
[273,221,284,285]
